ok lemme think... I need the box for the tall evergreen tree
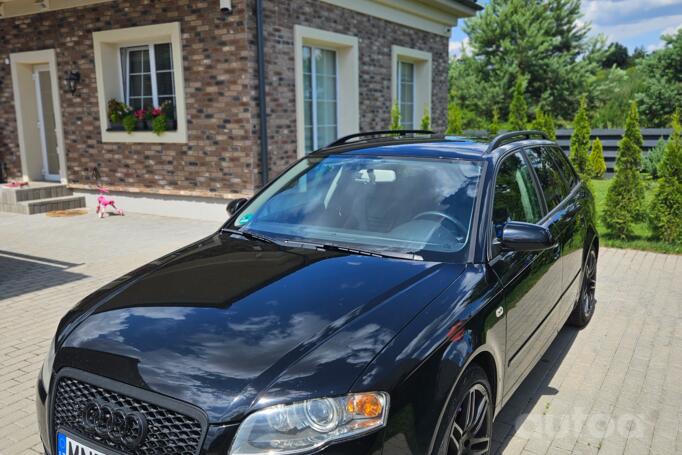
[636,30,682,127]
[450,0,599,122]
[570,96,592,176]
[649,111,682,243]
[446,102,464,135]
[509,77,527,130]
[603,101,645,238]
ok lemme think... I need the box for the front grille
[53,375,205,455]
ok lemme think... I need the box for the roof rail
[487,130,549,152]
[327,130,436,147]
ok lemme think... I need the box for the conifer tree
[508,77,527,130]
[531,108,557,140]
[649,110,682,243]
[420,105,431,130]
[603,101,646,238]
[589,137,607,178]
[543,113,557,140]
[489,107,500,136]
[570,96,592,177]
[446,102,464,135]
[531,108,546,132]
[390,102,402,130]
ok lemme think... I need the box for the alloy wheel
[449,383,491,455]
[581,251,597,319]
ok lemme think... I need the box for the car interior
[244,158,481,253]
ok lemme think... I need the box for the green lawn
[591,177,682,254]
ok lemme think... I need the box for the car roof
[311,135,557,162]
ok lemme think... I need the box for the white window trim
[93,22,187,143]
[391,45,432,129]
[9,49,68,183]
[295,25,359,158]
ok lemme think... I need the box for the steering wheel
[412,211,468,238]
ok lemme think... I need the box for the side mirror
[499,221,556,252]
[226,198,248,215]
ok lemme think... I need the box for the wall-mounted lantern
[65,70,80,95]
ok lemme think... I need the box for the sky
[449,0,682,57]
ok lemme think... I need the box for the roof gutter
[425,0,483,17]
[255,0,269,186]
[455,0,483,11]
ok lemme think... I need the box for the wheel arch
[583,225,599,264]
[469,349,499,414]
[427,344,503,455]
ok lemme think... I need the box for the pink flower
[151,107,163,117]
[134,109,146,120]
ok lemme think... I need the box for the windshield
[227,155,482,262]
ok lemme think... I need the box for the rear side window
[547,146,578,189]
[524,147,568,212]
[492,152,543,237]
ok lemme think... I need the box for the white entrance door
[33,65,61,181]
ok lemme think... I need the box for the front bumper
[36,370,385,455]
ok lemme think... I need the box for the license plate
[57,431,110,455]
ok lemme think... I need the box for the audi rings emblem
[81,401,148,449]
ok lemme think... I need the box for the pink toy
[3,180,29,188]
[95,186,124,218]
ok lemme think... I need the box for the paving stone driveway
[0,212,680,455]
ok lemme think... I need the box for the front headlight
[229,392,389,455]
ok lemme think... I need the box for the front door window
[492,152,543,238]
[303,46,338,153]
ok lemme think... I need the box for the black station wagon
[37,130,598,455]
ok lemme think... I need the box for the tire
[433,364,493,455]
[569,248,597,328]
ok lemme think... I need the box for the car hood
[56,233,464,423]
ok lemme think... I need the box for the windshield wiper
[311,242,423,261]
[220,228,278,245]
[221,229,422,260]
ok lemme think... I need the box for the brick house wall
[0,0,451,198]
[261,0,450,176]
[0,0,259,198]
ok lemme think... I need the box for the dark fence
[463,128,674,176]
[555,128,673,175]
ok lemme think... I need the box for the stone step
[8,195,87,215]
[0,183,72,204]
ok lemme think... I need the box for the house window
[303,46,338,153]
[294,25,359,158]
[391,46,432,132]
[123,43,175,116]
[397,61,415,129]
[93,22,187,143]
